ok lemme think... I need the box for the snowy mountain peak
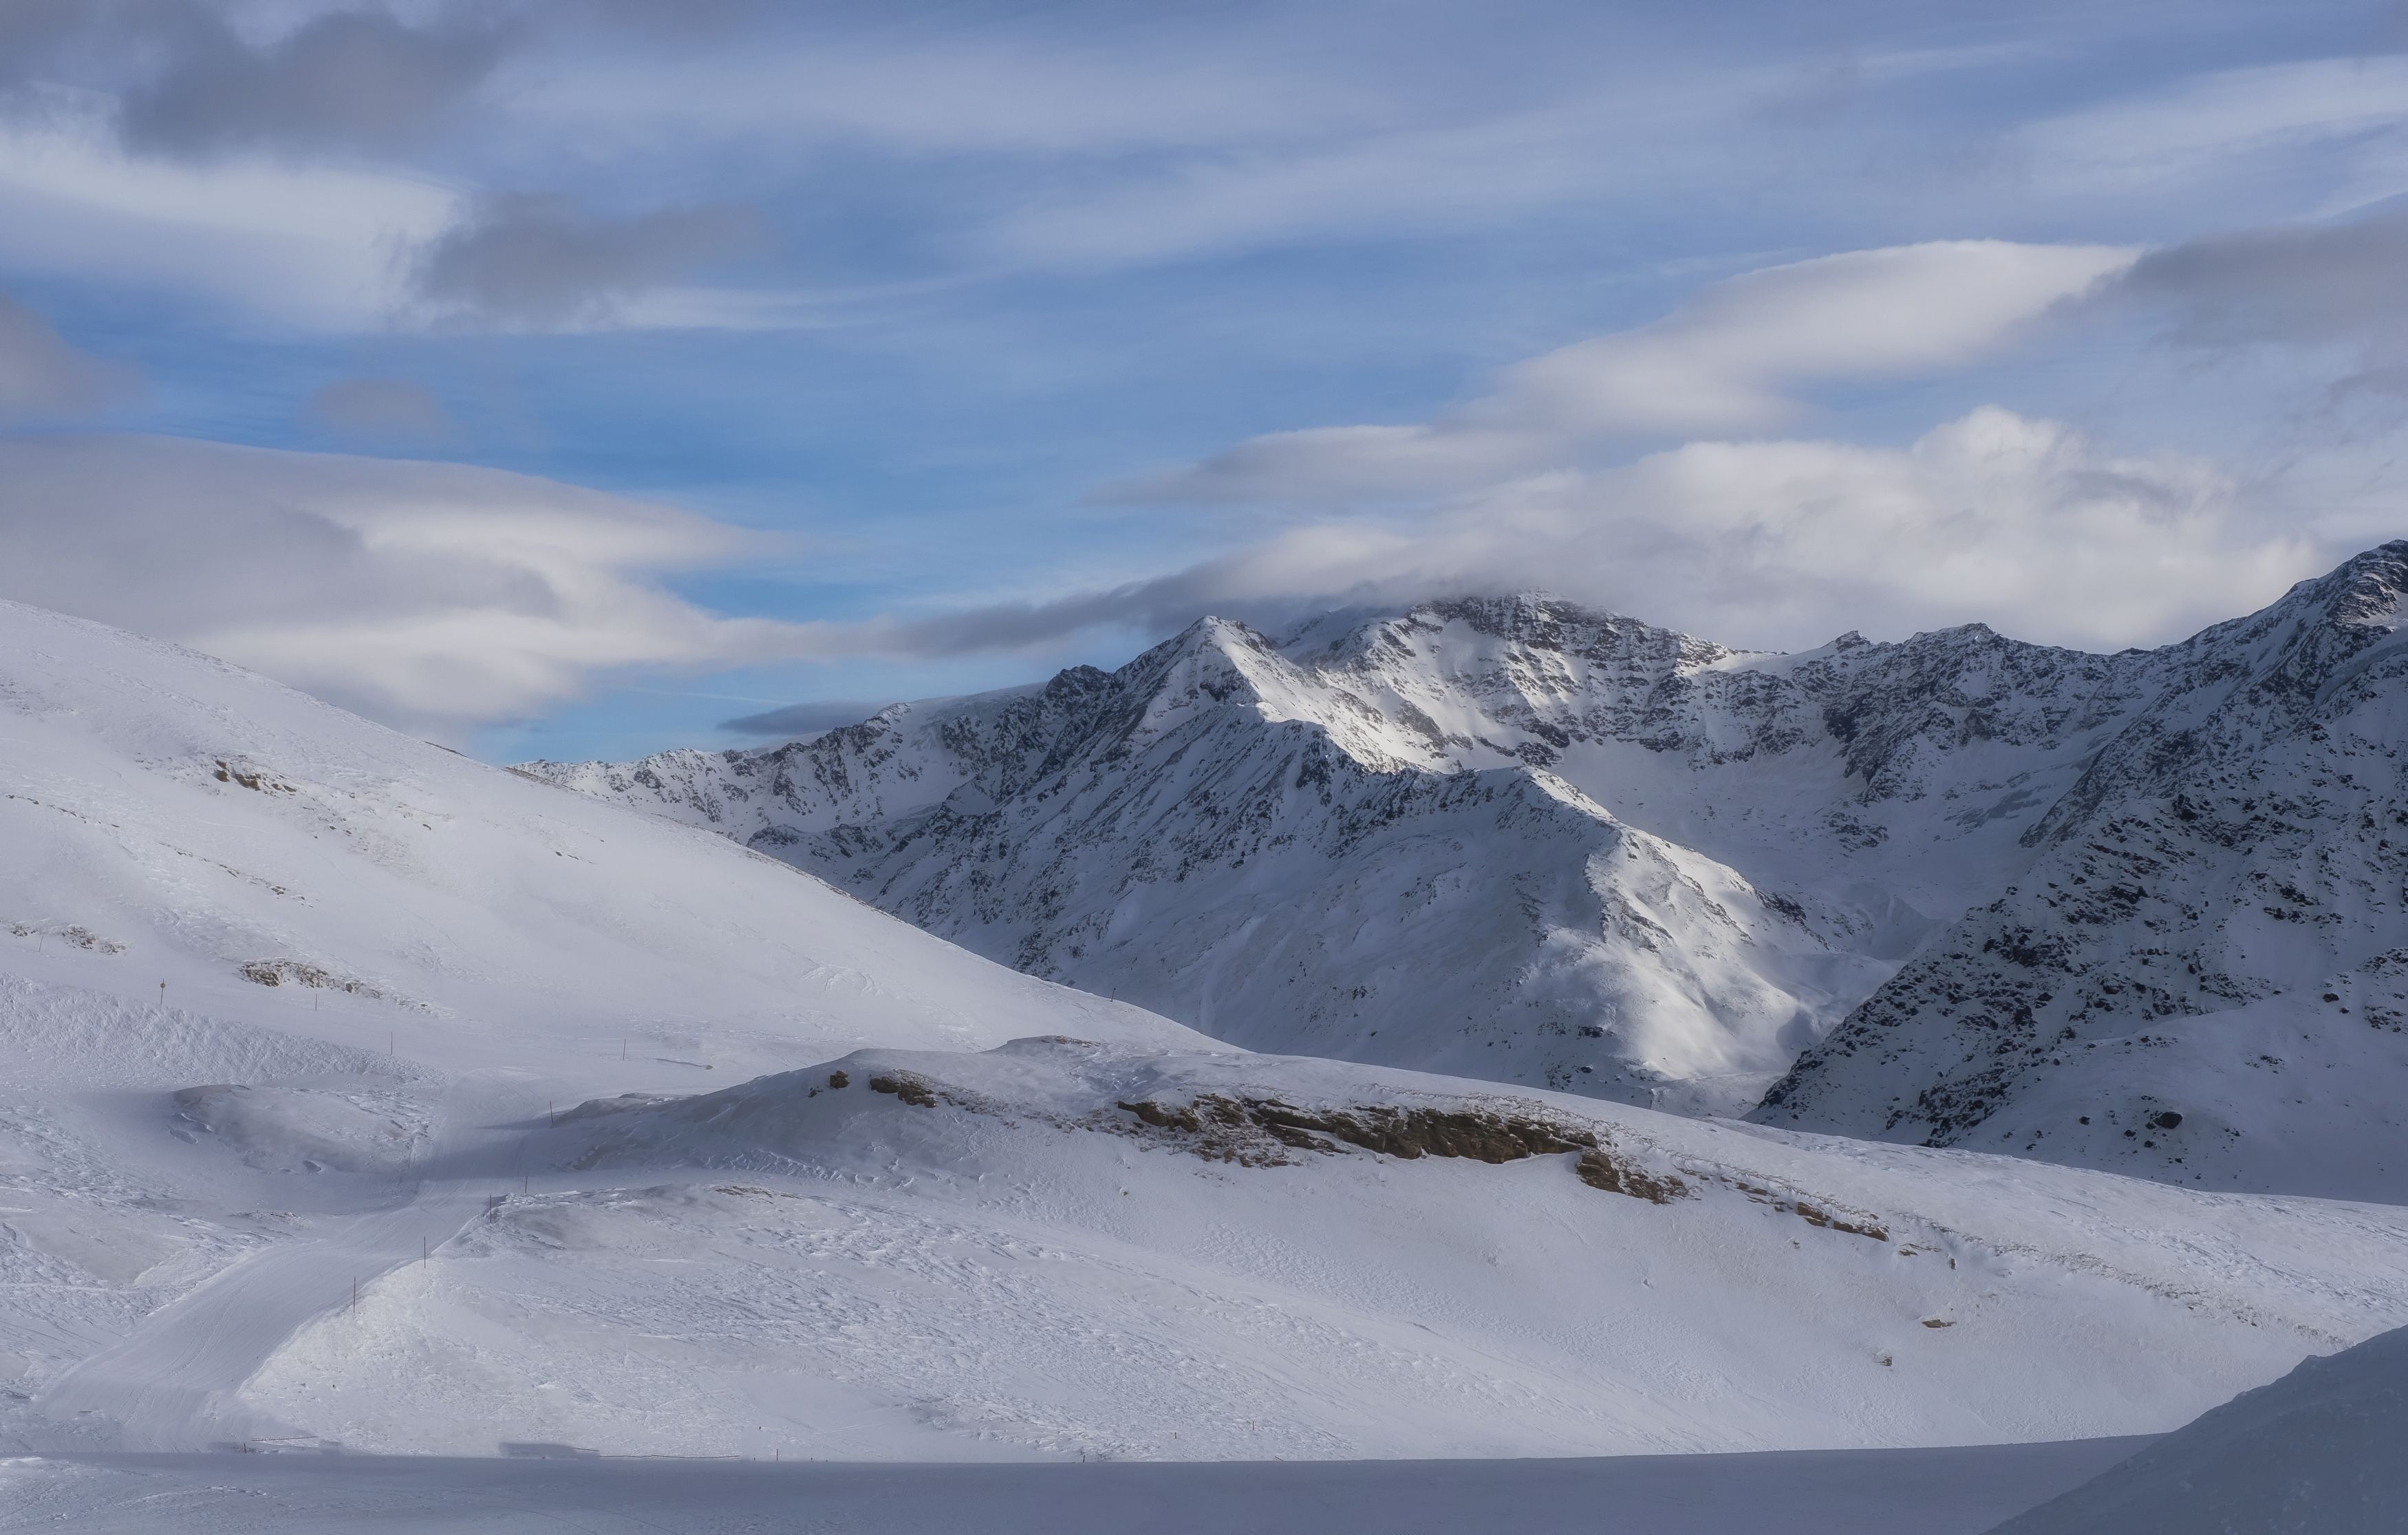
[536,547,2408,1195]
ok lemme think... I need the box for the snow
[0,595,1199,1453]
[532,547,2408,1198]
[1,592,2403,1503]
[72,1034,2405,1464]
[0,1437,2156,1534]
[1986,1324,2408,1534]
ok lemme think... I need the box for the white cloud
[883,407,2321,658]
[984,103,1649,270]
[512,35,1389,159]
[0,434,822,735]
[0,97,457,329]
[1127,240,2138,502]
[2018,56,2408,200]
[1452,406,2318,651]
[0,100,791,335]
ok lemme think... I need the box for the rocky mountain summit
[533,545,2408,1194]
[1756,543,2408,1198]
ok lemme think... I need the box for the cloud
[2017,55,2408,196]
[303,376,453,440]
[720,699,895,738]
[1126,240,2137,502]
[2111,204,2408,398]
[409,192,766,330]
[107,3,511,160]
[0,102,458,330]
[0,0,83,88]
[875,408,2321,658]
[0,434,820,736]
[0,292,137,416]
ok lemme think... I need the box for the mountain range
[534,543,2408,1199]
[7,591,2405,1466]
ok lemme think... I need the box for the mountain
[535,549,2408,1196]
[1756,545,2408,1201]
[6,594,2406,1463]
[0,594,1194,1455]
[0,598,1199,1079]
[1987,1322,2408,1534]
[533,601,2140,1117]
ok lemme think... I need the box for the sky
[1,0,2404,761]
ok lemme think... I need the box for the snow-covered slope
[0,597,1199,1079]
[1986,1322,2408,1534]
[535,547,2408,1196]
[185,1041,2408,1459]
[6,596,2405,1466]
[1757,545,2408,1201]
[0,595,1198,1449]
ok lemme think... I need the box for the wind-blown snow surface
[1986,1323,2408,1534]
[149,1038,2408,1461]
[534,545,2408,1196]
[4,595,2406,1472]
[0,597,1197,1452]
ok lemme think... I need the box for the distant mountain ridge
[531,544,2408,1196]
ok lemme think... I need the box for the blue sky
[1,1,2404,760]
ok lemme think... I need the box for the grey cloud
[0,0,85,87]
[0,292,138,417]
[2107,204,2408,407]
[2119,204,2408,350]
[116,5,513,158]
[304,376,453,441]
[720,699,894,737]
[411,193,766,330]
